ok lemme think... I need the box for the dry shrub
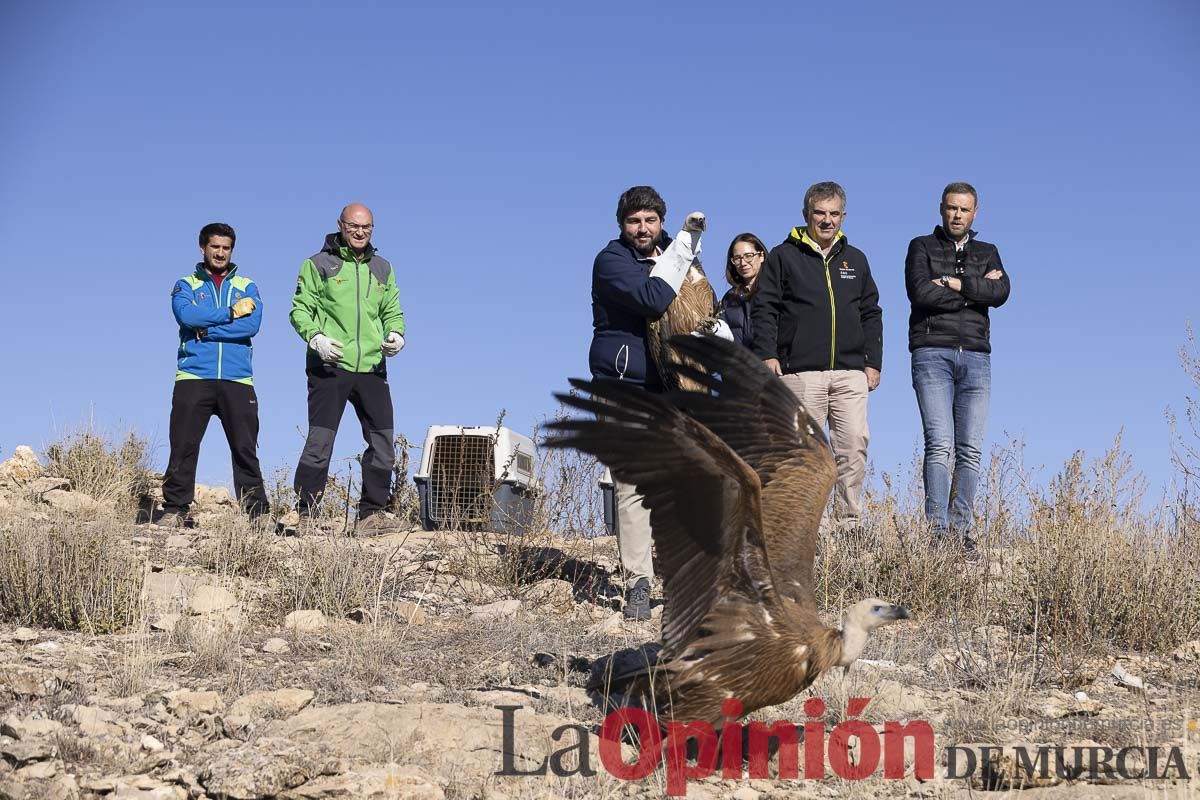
[102,621,158,697]
[271,537,406,619]
[836,436,1200,662]
[199,520,276,579]
[1018,441,1200,652]
[0,517,144,632]
[44,424,151,508]
[171,613,245,677]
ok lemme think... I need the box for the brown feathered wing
[544,376,780,658]
[655,335,837,613]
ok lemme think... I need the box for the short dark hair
[199,222,236,248]
[803,181,847,216]
[941,182,978,206]
[725,233,767,298]
[616,186,666,224]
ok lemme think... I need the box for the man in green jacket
[289,203,406,533]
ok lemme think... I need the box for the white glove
[309,333,344,364]
[381,331,405,356]
[690,319,734,341]
[649,210,705,294]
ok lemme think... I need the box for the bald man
[289,204,407,534]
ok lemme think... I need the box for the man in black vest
[904,182,1011,551]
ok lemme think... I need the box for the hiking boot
[354,512,401,537]
[152,509,196,529]
[623,578,651,621]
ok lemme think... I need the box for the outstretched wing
[544,378,778,656]
[661,335,836,611]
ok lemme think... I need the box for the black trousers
[162,380,267,515]
[294,359,395,516]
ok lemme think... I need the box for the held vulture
[544,335,910,728]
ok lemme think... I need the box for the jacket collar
[933,225,977,244]
[618,230,672,263]
[193,262,238,281]
[322,232,376,262]
[788,226,845,258]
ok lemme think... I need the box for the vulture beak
[882,605,911,621]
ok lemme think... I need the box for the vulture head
[836,599,911,667]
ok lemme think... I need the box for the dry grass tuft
[43,424,151,509]
[0,516,144,632]
[270,537,407,619]
[199,520,276,580]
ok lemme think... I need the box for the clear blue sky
[2,0,1197,498]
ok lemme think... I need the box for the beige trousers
[614,477,654,583]
[781,370,869,526]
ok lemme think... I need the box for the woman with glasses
[721,233,767,349]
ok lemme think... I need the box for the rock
[588,611,627,636]
[0,736,55,765]
[198,737,343,799]
[284,610,329,633]
[1038,689,1102,719]
[391,600,427,625]
[0,666,67,698]
[165,689,224,716]
[187,585,237,615]
[1172,640,1200,661]
[85,774,184,799]
[12,629,38,644]
[68,704,123,737]
[141,734,166,752]
[151,613,181,633]
[164,534,192,549]
[280,764,445,799]
[228,688,314,720]
[194,485,234,507]
[265,702,625,783]
[468,599,522,622]
[41,488,101,514]
[142,571,204,613]
[15,760,57,779]
[524,579,575,605]
[262,637,291,654]
[0,446,43,485]
[732,788,760,800]
[1,715,63,740]
[31,642,62,655]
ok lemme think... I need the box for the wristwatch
[939,275,951,287]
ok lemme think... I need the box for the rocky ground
[1,446,1199,799]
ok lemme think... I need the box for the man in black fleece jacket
[752,181,883,538]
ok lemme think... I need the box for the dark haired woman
[721,233,766,349]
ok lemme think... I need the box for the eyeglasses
[731,252,763,265]
[339,220,374,233]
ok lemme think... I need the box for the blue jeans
[911,348,991,534]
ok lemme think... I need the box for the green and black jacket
[289,234,406,373]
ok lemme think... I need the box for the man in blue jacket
[590,186,703,619]
[157,222,267,526]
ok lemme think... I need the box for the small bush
[199,521,276,580]
[44,425,151,509]
[0,518,144,633]
[271,537,406,619]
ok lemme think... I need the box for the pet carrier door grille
[428,434,496,528]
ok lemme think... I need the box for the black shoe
[623,578,651,621]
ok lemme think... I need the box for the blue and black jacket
[589,233,678,391]
[172,263,262,384]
